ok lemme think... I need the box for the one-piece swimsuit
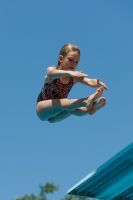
[37,77,74,103]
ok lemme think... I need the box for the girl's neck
[60,76,70,84]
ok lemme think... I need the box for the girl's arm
[77,77,108,90]
[47,67,70,78]
[45,67,88,83]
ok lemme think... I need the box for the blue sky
[1,1,133,199]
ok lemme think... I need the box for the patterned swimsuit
[37,77,74,103]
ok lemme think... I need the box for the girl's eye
[68,58,79,64]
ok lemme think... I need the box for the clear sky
[1,1,133,200]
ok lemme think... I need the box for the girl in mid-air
[36,44,108,123]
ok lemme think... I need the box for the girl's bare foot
[95,86,105,98]
[85,86,104,109]
[88,97,106,115]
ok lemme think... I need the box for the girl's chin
[69,68,74,71]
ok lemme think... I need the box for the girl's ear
[58,55,63,63]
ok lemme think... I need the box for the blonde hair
[57,43,80,67]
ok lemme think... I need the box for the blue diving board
[67,142,133,200]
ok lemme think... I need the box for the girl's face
[58,51,80,71]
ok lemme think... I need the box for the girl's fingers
[81,71,88,76]
[104,85,108,90]
[81,73,88,77]
[102,83,108,90]
[74,71,88,77]
[98,79,108,90]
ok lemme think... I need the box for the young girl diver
[36,44,107,123]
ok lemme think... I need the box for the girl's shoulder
[47,66,57,71]
[44,66,57,84]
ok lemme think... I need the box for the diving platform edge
[67,142,133,200]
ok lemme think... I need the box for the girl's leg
[48,111,71,123]
[48,97,106,123]
[36,86,104,121]
[72,97,106,116]
[48,108,87,123]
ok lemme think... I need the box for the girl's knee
[36,112,48,121]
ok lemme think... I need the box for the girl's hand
[97,78,108,90]
[69,70,88,78]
